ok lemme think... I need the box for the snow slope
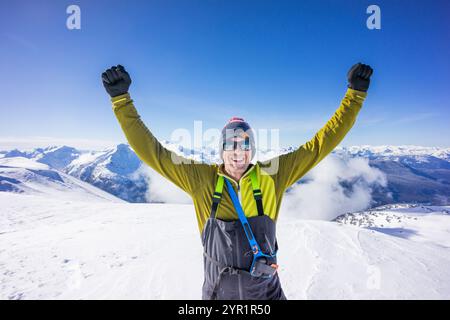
[0,157,123,203]
[1,192,449,300]
[335,204,450,247]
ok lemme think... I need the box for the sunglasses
[223,137,251,151]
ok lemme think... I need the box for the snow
[0,193,202,300]
[0,157,123,203]
[336,145,450,161]
[67,150,107,168]
[1,145,450,299]
[1,192,450,300]
[335,204,450,248]
[279,218,450,299]
[0,157,49,170]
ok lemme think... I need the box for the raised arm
[273,63,373,190]
[102,65,211,195]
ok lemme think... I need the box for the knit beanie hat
[219,117,256,159]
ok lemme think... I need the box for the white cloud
[135,152,387,214]
[135,165,192,204]
[280,154,387,221]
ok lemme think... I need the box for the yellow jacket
[112,88,367,233]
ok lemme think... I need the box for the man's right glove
[102,65,132,97]
[347,63,373,92]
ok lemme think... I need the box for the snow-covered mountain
[1,144,449,206]
[1,144,148,203]
[64,144,148,203]
[334,147,450,206]
[1,191,449,299]
[2,145,80,169]
[335,145,450,160]
[0,157,123,203]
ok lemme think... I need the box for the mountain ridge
[1,143,449,205]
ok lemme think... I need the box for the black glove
[102,65,132,97]
[347,63,373,92]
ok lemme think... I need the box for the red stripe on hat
[228,117,245,123]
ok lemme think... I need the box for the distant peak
[116,143,130,150]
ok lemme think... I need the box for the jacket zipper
[238,184,242,203]
[217,164,254,187]
[218,165,254,217]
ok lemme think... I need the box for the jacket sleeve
[111,93,210,195]
[274,88,367,190]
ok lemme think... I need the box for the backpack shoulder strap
[209,175,224,218]
[250,170,264,216]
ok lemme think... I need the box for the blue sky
[1,0,449,150]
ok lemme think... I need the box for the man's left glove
[102,65,132,97]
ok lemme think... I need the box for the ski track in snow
[1,193,450,299]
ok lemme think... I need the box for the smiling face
[222,136,252,177]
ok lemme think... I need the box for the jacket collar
[217,163,256,186]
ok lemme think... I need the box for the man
[102,63,373,300]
